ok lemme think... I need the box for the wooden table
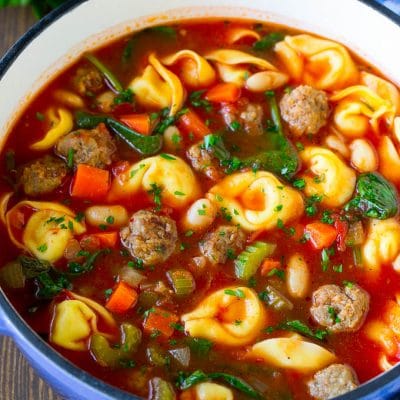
[0,7,63,400]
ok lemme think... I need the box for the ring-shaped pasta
[30,107,73,151]
[5,201,86,263]
[162,50,216,88]
[275,34,358,90]
[181,286,266,346]
[248,334,336,373]
[108,155,201,209]
[225,27,260,44]
[207,171,304,232]
[300,146,356,207]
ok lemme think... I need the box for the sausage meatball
[56,123,116,169]
[200,225,246,264]
[221,98,264,136]
[308,364,359,400]
[280,85,329,136]
[310,284,369,333]
[72,66,104,96]
[120,210,178,266]
[19,155,67,197]
[186,142,224,181]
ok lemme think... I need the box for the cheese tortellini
[207,171,304,232]
[50,292,117,351]
[5,201,86,263]
[362,218,400,277]
[378,136,400,184]
[181,287,266,346]
[162,50,216,88]
[108,154,201,209]
[275,34,358,90]
[249,334,336,373]
[129,53,184,116]
[300,146,356,207]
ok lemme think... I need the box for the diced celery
[345,221,365,247]
[234,241,276,280]
[147,345,170,367]
[0,260,25,289]
[167,269,195,296]
[353,246,363,267]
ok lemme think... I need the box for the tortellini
[162,50,216,88]
[205,49,278,88]
[207,171,304,232]
[5,201,86,263]
[31,107,73,151]
[378,136,400,184]
[331,85,397,137]
[275,34,358,90]
[183,383,233,400]
[362,218,400,277]
[181,287,266,346]
[249,334,336,373]
[50,292,117,351]
[225,27,260,44]
[300,146,356,207]
[129,53,184,116]
[108,155,201,209]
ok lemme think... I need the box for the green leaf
[253,32,285,51]
[186,338,213,357]
[268,319,329,341]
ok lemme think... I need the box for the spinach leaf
[67,249,109,276]
[144,26,177,38]
[345,172,399,219]
[253,32,285,51]
[19,256,51,278]
[265,319,328,341]
[186,338,213,357]
[35,272,71,299]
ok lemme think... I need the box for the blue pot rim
[1,1,400,399]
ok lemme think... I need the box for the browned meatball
[19,155,67,196]
[56,123,116,169]
[186,142,224,181]
[200,225,246,264]
[120,210,178,266]
[308,364,359,400]
[72,66,104,96]
[310,284,369,333]
[221,98,264,136]
[280,85,329,136]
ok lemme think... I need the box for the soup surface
[1,20,400,400]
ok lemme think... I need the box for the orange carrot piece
[305,222,337,250]
[90,232,118,248]
[106,282,138,314]
[143,307,179,338]
[260,258,281,276]
[178,108,211,139]
[120,113,151,135]
[205,83,241,103]
[71,164,110,200]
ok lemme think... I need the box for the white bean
[245,71,289,92]
[96,91,116,113]
[349,138,378,172]
[181,198,217,232]
[324,134,350,158]
[286,254,310,299]
[163,125,183,152]
[85,205,129,228]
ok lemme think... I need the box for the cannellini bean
[349,139,378,172]
[324,133,350,158]
[286,253,310,299]
[85,205,128,228]
[53,89,85,108]
[245,71,289,92]
[96,91,116,113]
[163,125,183,152]
[181,198,217,232]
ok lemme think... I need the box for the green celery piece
[235,241,276,280]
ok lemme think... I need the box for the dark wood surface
[0,7,63,400]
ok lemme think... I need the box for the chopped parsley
[114,88,134,105]
[189,90,212,112]
[130,163,146,178]
[35,112,45,121]
[292,178,306,190]
[267,268,285,280]
[185,230,194,237]
[230,121,241,132]
[37,243,48,253]
[333,264,343,273]
[226,248,237,260]
[305,194,323,217]
[328,306,341,324]
[219,207,232,222]
[147,183,163,210]
[264,319,328,341]
[321,247,335,272]
[343,280,355,288]
[74,212,85,222]
[170,322,185,332]
[321,210,334,225]
[224,288,245,298]
[106,215,115,224]
[160,153,176,160]
[174,191,185,196]
[67,148,75,169]
[274,204,283,212]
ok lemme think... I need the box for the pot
[1,0,400,399]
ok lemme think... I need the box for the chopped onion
[169,346,190,367]
[119,266,146,288]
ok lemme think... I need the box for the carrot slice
[106,282,138,314]
[305,222,337,250]
[205,83,241,103]
[89,232,118,248]
[71,164,110,200]
[120,113,151,135]
[260,258,281,276]
[178,108,211,139]
[143,307,179,338]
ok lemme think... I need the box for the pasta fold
[249,334,336,373]
[181,287,266,346]
[162,50,216,88]
[30,108,73,151]
[207,171,303,232]
[378,136,400,184]
[5,201,86,263]
[300,146,356,207]
[225,27,260,44]
[275,34,358,90]
[108,155,200,209]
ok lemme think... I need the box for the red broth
[1,20,400,400]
